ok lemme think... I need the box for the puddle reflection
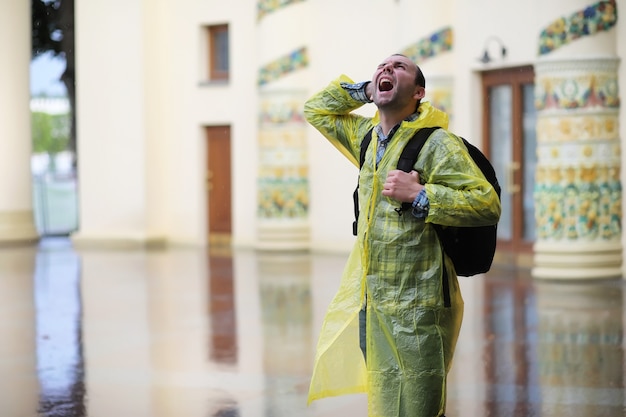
[445,269,626,417]
[0,246,38,417]
[535,280,624,416]
[34,239,86,417]
[9,240,626,417]
[211,398,240,417]
[259,252,312,373]
[481,274,539,416]
[258,252,313,417]
[209,253,238,364]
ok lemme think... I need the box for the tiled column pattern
[0,0,38,243]
[427,76,454,124]
[256,91,310,250]
[533,58,622,279]
[256,2,310,251]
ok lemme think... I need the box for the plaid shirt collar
[374,112,419,143]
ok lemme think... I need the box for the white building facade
[1,0,625,279]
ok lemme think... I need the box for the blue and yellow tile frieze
[538,0,618,55]
[536,114,618,143]
[535,164,621,241]
[257,133,309,219]
[535,72,620,110]
[257,0,306,21]
[258,47,309,86]
[400,27,453,63]
[257,93,309,220]
[257,174,309,219]
[259,97,306,125]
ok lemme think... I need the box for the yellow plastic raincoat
[304,75,501,417]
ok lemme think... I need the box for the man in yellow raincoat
[304,54,501,417]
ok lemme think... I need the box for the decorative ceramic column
[256,89,309,251]
[534,59,621,279]
[256,1,310,251]
[0,0,39,243]
[532,1,621,279]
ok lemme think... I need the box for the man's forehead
[380,55,415,67]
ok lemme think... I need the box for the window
[208,24,229,81]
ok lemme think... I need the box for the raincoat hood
[370,100,450,136]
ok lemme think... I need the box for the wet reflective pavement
[1,238,625,416]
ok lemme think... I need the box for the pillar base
[256,220,310,251]
[0,211,39,245]
[532,241,622,280]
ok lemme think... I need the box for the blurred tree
[32,112,70,155]
[31,0,75,164]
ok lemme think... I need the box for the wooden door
[205,126,232,248]
[482,67,536,256]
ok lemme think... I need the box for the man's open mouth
[378,78,393,92]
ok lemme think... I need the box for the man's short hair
[393,53,425,88]
[415,66,425,89]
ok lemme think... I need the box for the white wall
[0,0,38,241]
[75,0,260,247]
[75,0,150,243]
[142,0,172,242]
[72,0,624,252]
[161,1,259,247]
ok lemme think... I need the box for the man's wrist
[340,81,373,103]
[411,188,429,218]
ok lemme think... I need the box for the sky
[30,51,67,97]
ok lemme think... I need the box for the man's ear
[413,86,426,100]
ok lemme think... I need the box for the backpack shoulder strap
[353,128,374,235]
[397,126,441,172]
[397,126,441,213]
[359,128,374,168]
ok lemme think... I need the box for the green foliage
[32,0,77,157]
[31,111,70,154]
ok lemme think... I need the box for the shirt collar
[374,112,419,141]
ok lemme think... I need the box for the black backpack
[352,127,501,277]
